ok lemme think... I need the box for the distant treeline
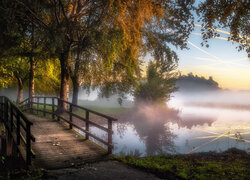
[176,73,220,92]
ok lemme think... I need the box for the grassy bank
[31,104,128,115]
[115,148,250,180]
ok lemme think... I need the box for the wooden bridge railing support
[20,96,117,154]
[0,96,35,165]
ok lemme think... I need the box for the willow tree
[35,59,61,95]
[7,0,194,109]
[96,0,195,102]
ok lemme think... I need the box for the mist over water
[0,87,249,156]
[80,89,250,156]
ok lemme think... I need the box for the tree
[197,0,250,56]
[134,51,178,105]
[35,59,61,95]
[0,57,29,103]
[3,0,195,109]
[97,0,195,103]
[0,1,46,103]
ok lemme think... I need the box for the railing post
[32,97,34,113]
[16,114,20,145]
[69,104,72,129]
[29,97,33,113]
[57,98,60,121]
[43,97,46,117]
[52,98,55,119]
[0,97,2,121]
[26,123,31,165]
[37,97,39,115]
[1,97,4,122]
[5,97,8,124]
[10,106,13,132]
[108,119,112,154]
[86,111,89,140]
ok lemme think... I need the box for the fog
[77,89,134,107]
[169,89,250,110]
[79,88,250,155]
[2,86,250,111]
[0,88,28,101]
[1,86,249,155]
[77,88,250,112]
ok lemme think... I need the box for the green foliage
[35,59,61,95]
[1,156,5,165]
[0,56,29,88]
[134,58,178,104]
[80,106,129,115]
[197,1,250,56]
[116,152,250,179]
[0,0,195,103]
[0,168,45,180]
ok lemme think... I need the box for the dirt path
[44,160,161,180]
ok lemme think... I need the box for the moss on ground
[115,148,250,180]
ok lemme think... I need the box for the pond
[85,93,250,156]
[110,106,250,156]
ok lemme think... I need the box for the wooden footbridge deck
[0,96,117,169]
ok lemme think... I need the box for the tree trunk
[72,76,80,105]
[71,47,81,106]
[17,78,23,103]
[59,47,70,110]
[29,57,35,106]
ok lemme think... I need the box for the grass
[30,104,128,116]
[0,167,45,180]
[115,149,250,180]
[83,106,129,115]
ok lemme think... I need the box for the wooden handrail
[57,97,117,121]
[0,96,35,166]
[20,96,117,154]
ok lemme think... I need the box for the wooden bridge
[0,96,117,169]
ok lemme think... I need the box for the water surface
[88,104,250,156]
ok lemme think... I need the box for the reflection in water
[86,103,249,155]
[116,104,216,156]
[178,115,216,129]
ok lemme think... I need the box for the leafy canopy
[134,53,178,105]
[197,0,250,56]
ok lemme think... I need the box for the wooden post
[29,97,33,113]
[85,111,89,140]
[10,106,13,132]
[57,99,60,121]
[28,97,30,113]
[52,98,55,119]
[1,97,4,122]
[16,114,20,145]
[31,96,34,113]
[69,104,72,129]
[5,98,8,124]
[108,119,112,154]
[0,97,2,121]
[43,97,46,117]
[37,97,39,115]
[26,123,31,165]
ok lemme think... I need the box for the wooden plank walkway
[26,114,107,169]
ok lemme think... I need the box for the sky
[143,24,249,90]
[142,0,250,91]
[174,24,250,90]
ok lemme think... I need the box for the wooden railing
[20,96,117,154]
[0,96,35,165]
